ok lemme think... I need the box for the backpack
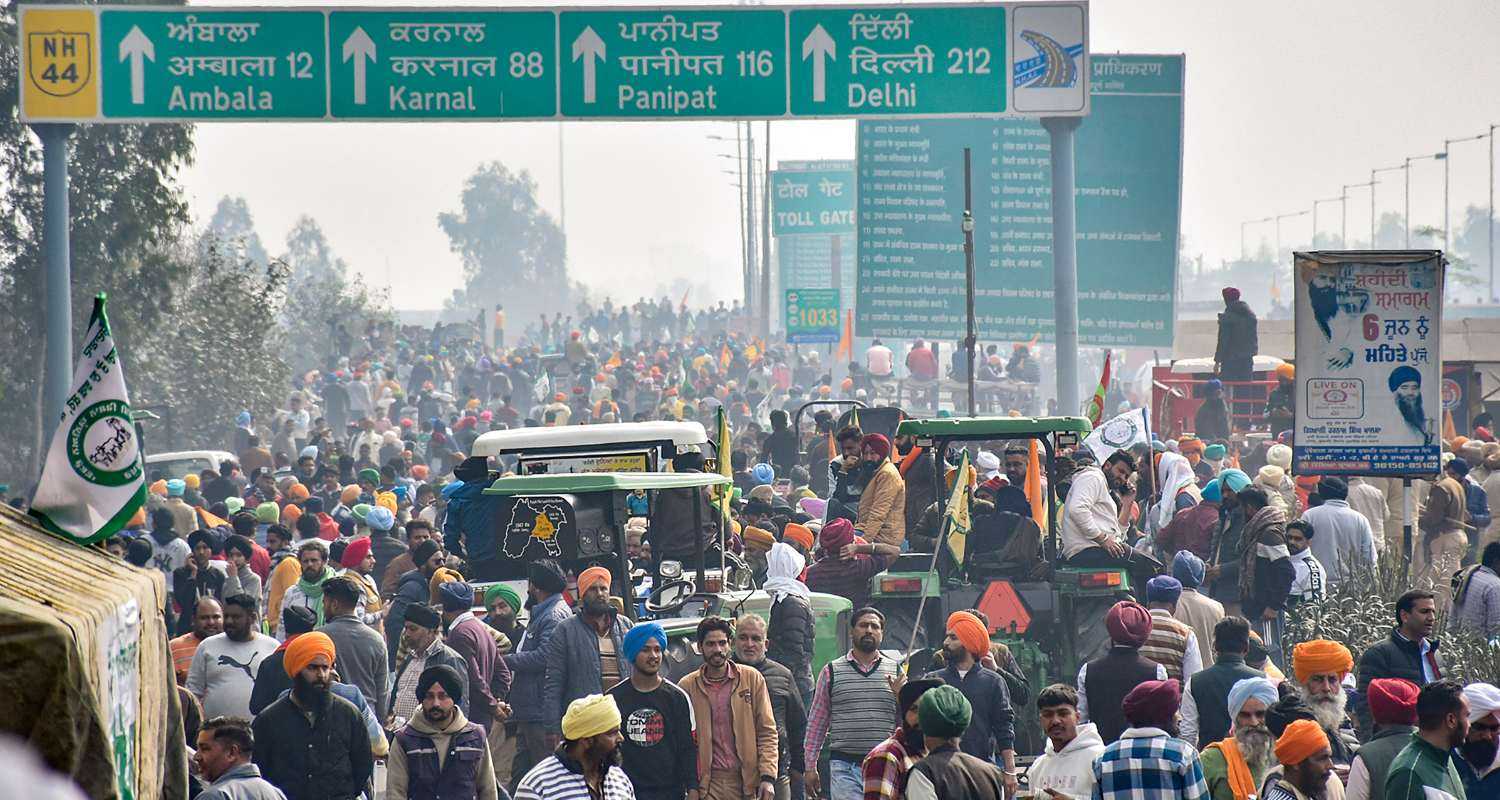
[1467,478,1492,531]
[1453,564,1484,609]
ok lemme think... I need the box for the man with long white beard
[1200,678,1280,800]
[1291,640,1359,767]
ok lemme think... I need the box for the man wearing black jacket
[1355,589,1447,738]
[253,632,373,800]
[607,622,697,800]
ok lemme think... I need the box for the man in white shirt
[1287,520,1326,607]
[1299,477,1376,587]
[1346,477,1387,554]
[187,593,280,719]
[1060,451,1137,563]
[866,339,894,377]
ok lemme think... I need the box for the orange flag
[835,310,853,361]
[1025,440,1047,529]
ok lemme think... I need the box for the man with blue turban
[605,621,698,799]
[1141,575,1204,684]
[1171,550,1226,669]
[1199,676,1280,800]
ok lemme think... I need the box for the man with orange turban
[252,631,375,800]
[1291,639,1358,766]
[541,564,632,748]
[1266,719,1333,800]
[921,610,1018,794]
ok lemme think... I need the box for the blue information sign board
[854,53,1182,347]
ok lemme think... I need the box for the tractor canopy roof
[483,471,731,496]
[897,415,1091,440]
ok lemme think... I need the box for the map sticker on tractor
[502,496,574,559]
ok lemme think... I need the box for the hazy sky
[179,0,1500,310]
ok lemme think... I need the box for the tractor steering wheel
[646,578,697,616]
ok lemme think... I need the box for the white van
[144,450,235,480]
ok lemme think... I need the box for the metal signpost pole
[761,121,772,338]
[37,124,74,447]
[962,147,976,417]
[1043,117,1082,417]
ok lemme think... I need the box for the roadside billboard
[1292,250,1443,476]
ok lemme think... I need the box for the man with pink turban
[805,518,892,609]
[1077,601,1169,744]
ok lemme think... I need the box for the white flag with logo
[31,295,146,545]
[1082,407,1152,463]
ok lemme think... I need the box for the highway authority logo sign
[28,29,93,97]
[18,7,101,119]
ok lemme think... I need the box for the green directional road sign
[98,8,327,120]
[788,5,1007,117]
[20,3,1089,122]
[328,11,556,119]
[558,9,787,118]
[771,163,855,236]
[785,288,841,344]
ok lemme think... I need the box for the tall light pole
[1312,197,1341,248]
[1404,152,1443,247]
[1371,165,1403,248]
[1445,133,1490,253]
[720,166,746,293]
[1241,216,1272,260]
[707,131,752,310]
[1491,124,1497,297]
[1341,181,1374,247]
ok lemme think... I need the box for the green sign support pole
[37,123,73,449]
[1044,116,1082,417]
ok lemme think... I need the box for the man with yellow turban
[514,694,632,800]
[922,610,1019,796]
[1291,640,1358,767]
[251,632,375,800]
[1264,719,1334,800]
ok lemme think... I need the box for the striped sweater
[1141,609,1192,681]
[514,753,636,800]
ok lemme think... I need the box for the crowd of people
[18,292,1500,800]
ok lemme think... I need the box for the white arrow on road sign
[801,24,835,103]
[118,25,154,105]
[342,26,376,106]
[571,26,605,105]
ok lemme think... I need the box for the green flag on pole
[30,295,146,545]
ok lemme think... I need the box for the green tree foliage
[276,214,394,376]
[0,1,196,480]
[127,234,291,452]
[438,162,567,321]
[207,195,270,266]
[282,213,347,286]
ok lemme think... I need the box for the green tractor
[869,416,1134,749]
